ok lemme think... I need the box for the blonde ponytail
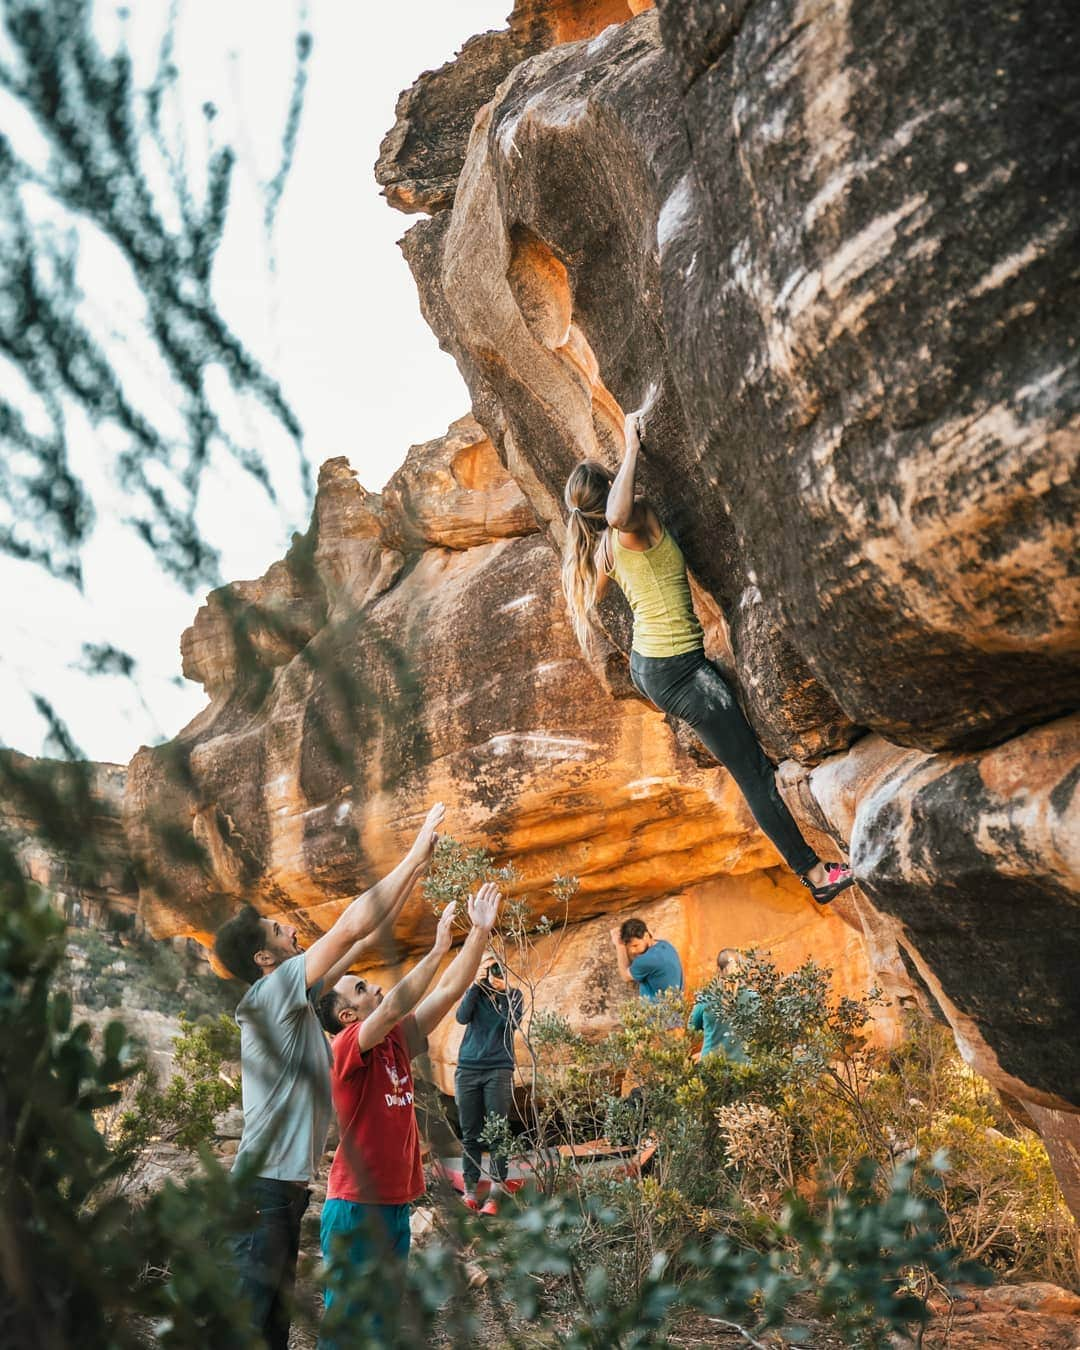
[561,461,614,657]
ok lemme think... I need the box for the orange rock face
[374,2,653,217]
[340,870,881,1097]
[121,418,889,1104]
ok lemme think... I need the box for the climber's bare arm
[354,904,456,1053]
[606,413,643,531]
[318,855,426,990]
[606,414,661,549]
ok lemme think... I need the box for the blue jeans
[230,1177,310,1350]
[318,1198,411,1348]
[630,648,818,875]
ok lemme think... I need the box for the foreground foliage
[5,867,988,1349]
[0,874,258,1348]
[0,0,309,587]
[523,954,1079,1310]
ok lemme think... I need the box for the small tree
[106,1012,240,1176]
[423,834,578,1189]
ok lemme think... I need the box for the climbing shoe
[801,861,856,905]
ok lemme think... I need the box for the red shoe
[462,1194,480,1211]
[800,862,856,905]
[479,1195,500,1217]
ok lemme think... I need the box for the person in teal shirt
[610,918,684,1001]
[689,948,752,1063]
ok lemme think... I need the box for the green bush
[1,858,993,1349]
[521,952,1078,1305]
[318,1156,981,1349]
[0,873,261,1349]
[112,1012,240,1161]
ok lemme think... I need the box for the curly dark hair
[213,905,266,985]
[619,917,649,943]
[316,989,346,1035]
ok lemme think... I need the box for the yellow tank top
[607,526,704,658]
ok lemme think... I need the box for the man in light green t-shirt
[212,802,445,1350]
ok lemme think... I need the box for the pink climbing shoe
[800,861,856,906]
[462,1194,480,1212]
[479,1195,500,1217]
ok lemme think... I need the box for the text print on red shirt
[382,1052,413,1108]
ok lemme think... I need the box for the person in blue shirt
[454,954,524,1215]
[610,918,684,1001]
[689,948,751,1063]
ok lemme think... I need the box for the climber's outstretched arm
[606,412,648,532]
[318,851,427,991]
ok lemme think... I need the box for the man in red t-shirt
[315,881,501,1337]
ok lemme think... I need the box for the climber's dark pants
[629,648,818,876]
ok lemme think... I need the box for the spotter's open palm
[412,802,445,863]
[433,901,456,955]
[467,882,501,933]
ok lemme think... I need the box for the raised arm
[353,903,456,1053]
[414,882,502,1038]
[610,927,636,984]
[605,413,648,531]
[318,850,426,991]
[303,802,444,991]
[455,983,482,1026]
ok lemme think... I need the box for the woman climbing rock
[560,409,855,906]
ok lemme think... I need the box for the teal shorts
[319,1198,411,1344]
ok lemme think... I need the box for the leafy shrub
[111,1012,240,1162]
[515,950,1078,1305]
[0,875,262,1349]
[319,1158,976,1349]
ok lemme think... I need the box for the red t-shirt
[326,1014,427,1205]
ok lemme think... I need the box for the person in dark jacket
[454,954,523,1215]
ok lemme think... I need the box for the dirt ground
[286,1262,849,1349]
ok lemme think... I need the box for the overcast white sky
[0,0,509,765]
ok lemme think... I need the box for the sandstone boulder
[382,0,1079,1211]
[379,414,537,553]
[399,3,1079,756]
[375,1,656,214]
[0,752,136,925]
